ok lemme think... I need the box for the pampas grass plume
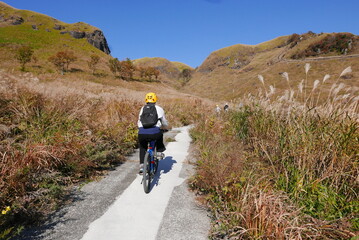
[305,63,311,75]
[313,80,320,91]
[298,80,304,93]
[282,72,289,82]
[339,66,352,77]
[323,74,330,83]
[258,75,264,85]
[333,83,345,96]
[269,85,275,95]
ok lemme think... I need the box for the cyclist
[215,104,221,115]
[137,92,168,174]
[224,102,229,112]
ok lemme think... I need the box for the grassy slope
[184,33,359,101]
[133,57,193,88]
[0,2,195,95]
[0,1,193,90]
[0,1,113,77]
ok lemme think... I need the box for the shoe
[139,164,143,174]
[156,152,165,160]
[157,147,166,152]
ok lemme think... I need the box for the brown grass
[190,65,358,239]
[184,33,359,102]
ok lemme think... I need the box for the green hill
[0,1,194,87]
[0,1,114,76]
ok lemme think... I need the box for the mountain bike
[142,140,159,193]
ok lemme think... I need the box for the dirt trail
[279,53,359,63]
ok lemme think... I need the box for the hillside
[1,0,358,103]
[0,1,192,89]
[0,1,114,76]
[184,32,359,101]
[133,57,194,87]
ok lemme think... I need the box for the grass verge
[190,65,358,239]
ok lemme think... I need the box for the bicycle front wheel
[142,152,151,193]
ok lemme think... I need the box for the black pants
[138,132,166,164]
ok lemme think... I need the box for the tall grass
[190,65,358,239]
[0,87,138,238]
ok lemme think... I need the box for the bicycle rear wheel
[142,151,151,193]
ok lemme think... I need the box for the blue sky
[4,0,359,68]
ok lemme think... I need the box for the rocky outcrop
[0,15,24,25]
[53,24,65,30]
[58,29,110,55]
[85,30,110,54]
[69,31,86,39]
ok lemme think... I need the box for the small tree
[138,66,146,79]
[146,67,160,81]
[108,58,120,77]
[87,54,100,74]
[16,46,33,71]
[63,51,77,71]
[48,51,77,74]
[180,68,192,85]
[118,58,136,80]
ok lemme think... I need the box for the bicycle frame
[142,140,158,193]
[147,140,157,174]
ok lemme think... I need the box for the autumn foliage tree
[87,54,100,74]
[107,58,136,80]
[138,66,160,81]
[48,51,77,74]
[146,67,160,81]
[118,58,136,80]
[108,58,161,81]
[16,46,33,71]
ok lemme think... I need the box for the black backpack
[140,104,158,128]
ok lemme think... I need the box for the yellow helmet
[145,92,157,103]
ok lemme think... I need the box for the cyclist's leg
[138,134,152,173]
[138,134,147,164]
[154,132,166,152]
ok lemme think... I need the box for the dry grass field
[184,32,359,103]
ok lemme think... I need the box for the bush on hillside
[291,33,358,59]
[15,46,33,71]
[87,54,100,75]
[48,51,77,74]
[108,57,160,81]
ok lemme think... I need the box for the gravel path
[16,127,210,240]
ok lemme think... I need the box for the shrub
[87,54,100,74]
[291,33,358,59]
[15,46,33,71]
[48,50,77,74]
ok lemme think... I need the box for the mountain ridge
[186,31,359,100]
[0,1,358,101]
